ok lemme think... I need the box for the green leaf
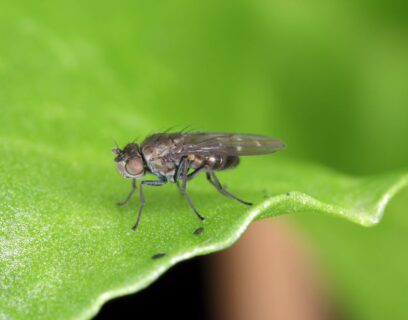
[1,0,408,319]
[1,135,407,319]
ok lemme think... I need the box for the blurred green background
[1,0,407,319]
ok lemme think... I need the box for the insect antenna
[111,138,121,154]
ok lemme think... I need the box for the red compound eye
[125,158,144,176]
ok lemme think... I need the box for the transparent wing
[179,132,286,156]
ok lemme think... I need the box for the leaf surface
[1,139,406,319]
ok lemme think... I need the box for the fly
[112,132,286,231]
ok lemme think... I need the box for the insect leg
[206,169,253,206]
[186,165,206,181]
[175,157,188,194]
[174,156,188,182]
[177,165,207,193]
[179,160,205,221]
[175,160,206,197]
[175,159,205,190]
[133,178,167,231]
[117,178,137,207]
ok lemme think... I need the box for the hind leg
[206,168,252,206]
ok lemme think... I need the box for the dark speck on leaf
[286,192,291,196]
[193,227,204,235]
[151,253,166,260]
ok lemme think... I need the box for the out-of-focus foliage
[0,0,407,319]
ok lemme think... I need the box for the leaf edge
[76,172,408,320]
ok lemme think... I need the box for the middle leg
[177,158,205,221]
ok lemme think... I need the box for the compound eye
[125,158,144,176]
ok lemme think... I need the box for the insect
[112,132,286,231]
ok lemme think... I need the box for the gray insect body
[141,134,183,182]
[112,132,286,231]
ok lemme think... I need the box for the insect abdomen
[188,154,240,171]
[209,155,240,171]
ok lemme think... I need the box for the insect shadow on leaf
[151,253,166,260]
[193,227,204,235]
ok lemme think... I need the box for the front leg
[117,179,137,207]
[133,177,167,231]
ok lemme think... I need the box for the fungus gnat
[113,132,286,231]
